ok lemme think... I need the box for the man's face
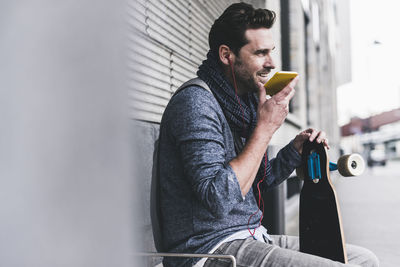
[233,28,276,94]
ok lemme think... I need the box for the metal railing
[136,252,237,267]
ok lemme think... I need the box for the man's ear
[219,45,233,66]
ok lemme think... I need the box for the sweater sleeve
[257,140,302,190]
[167,87,244,219]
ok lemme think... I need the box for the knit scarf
[197,51,258,138]
[197,51,273,187]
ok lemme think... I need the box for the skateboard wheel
[337,154,365,177]
[296,166,305,180]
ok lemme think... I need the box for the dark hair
[209,2,276,58]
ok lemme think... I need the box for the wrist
[290,139,302,155]
[253,122,275,144]
[256,120,278,135]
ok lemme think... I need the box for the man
[157,3,378,267]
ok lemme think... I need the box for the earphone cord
[228,57,268,239]
[229,58,246,130]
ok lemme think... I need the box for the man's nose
[263,56,275,70]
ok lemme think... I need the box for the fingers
[316,131,326,143]
[297,131,311,142]
[288,75,299,89]
[295,128,330,154]
[273,76,299,102]
[308,129,320,142]
[317,132,330,149]
[323,138,330,149]
[307,129,330,149]
[271,86,294,110]
[285,86,296,103]
[303,128,314,134]
[273,85,294,103]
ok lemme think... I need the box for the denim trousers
[203,235,379,267]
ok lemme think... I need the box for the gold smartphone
[264,71,298,96]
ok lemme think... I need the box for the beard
[233,59,259,94]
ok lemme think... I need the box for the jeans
[203,235,379,267]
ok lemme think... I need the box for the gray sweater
[158,85,301,267]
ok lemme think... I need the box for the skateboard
[296,140,365,263]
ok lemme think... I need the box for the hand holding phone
[264,71,298,96]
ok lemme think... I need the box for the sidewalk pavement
[335,160,400,267]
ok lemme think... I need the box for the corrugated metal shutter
[128,0,236,122]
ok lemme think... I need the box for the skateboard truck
[307,152,338,183]
[329,162,338,171]
[307,152,322,183]
[305,152,362,183]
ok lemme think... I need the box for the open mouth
[258,72,270,83]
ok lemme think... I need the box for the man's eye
[256,51,269,56]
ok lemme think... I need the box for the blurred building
[342,108,400,135]
[341,108,400,160]
[129,0,352,261]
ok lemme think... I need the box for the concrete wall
[0,1,136,266]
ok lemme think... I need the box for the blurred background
[1,0,399,266]
[0,0,136,266]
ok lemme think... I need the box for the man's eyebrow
[254,47,276,53]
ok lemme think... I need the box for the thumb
[257,82,267,106]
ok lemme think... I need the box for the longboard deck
[299,141,347,263]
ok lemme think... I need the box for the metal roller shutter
[129,0,236,122]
